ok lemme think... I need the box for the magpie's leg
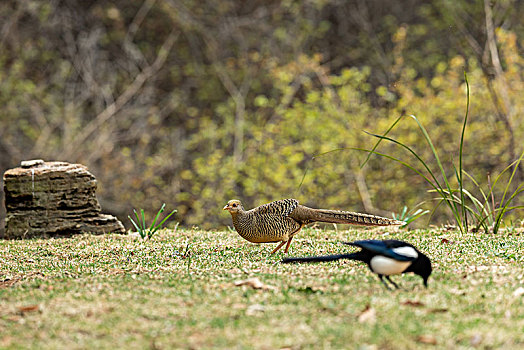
[378,275,393,290]
[385,276,400,289]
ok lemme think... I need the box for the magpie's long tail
[281,253,359,264]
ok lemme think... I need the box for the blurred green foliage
[0,0,523,230]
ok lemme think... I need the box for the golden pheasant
[223,199,404,254]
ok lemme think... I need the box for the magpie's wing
[343,240,416,262]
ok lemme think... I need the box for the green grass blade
[406,115,463,231]
[133,209,145,236]
[353,147,443,191]
[462,170,493,226]
[298,145,442,196]
[426,197,445,224]
[361,114,404,169]
[401,206,408,218]
[493,185,524,233]
[128,216,141,232]
[128,206,177,240]
[157,209,177,228]
[460,188,493,228]
[499,149,524,210]
[140,209,146,230]
[431,193,480,225]
[403,209,430,226]
[362,133,443,189]
[462,170,489,204]
[362,111,464,231]
[364,130,463,230]
[458,72,470,231]
[461,188,492,224]
[150,203,166,230]
[482,155,524,211]
[133,209,141,226]
[296,163,312,194]
[452,163,468,230]
[149,227,160,239]
[499,205,524,212]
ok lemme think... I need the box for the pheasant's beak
[223,205,230,210]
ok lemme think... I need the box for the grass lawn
[1,226,523,349]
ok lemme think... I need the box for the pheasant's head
[223,199,243,214]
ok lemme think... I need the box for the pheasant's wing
[343,240,416,262]
[252,199,299,217]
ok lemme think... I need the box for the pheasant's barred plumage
[223,199,404,254]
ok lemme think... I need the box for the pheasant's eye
[232,203,237,207]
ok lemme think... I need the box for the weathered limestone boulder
[3,160,125,238]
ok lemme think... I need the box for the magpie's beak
[423,277,429,288]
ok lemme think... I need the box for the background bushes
[0,0,522,232]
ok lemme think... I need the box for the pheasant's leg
[283,236,294,254]
[385,276,400,289]
[283,224,305,254]
[270,241,287,255]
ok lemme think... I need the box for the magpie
[281,239,432,289]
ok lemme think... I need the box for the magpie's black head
[407,252,432,287]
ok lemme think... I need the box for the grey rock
[3,161,125,238]
[20,159,45,168]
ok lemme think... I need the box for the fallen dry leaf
[512,286,524,297]
[417,334,437,345]
[0,336,13,347]
[449,288,467,296]
[470,333,483,347]
[358,305,376,324]
[234,277,277,291]
[401,300,425,307]
[428,308,448,313]
[232,303,246,310]
[0,276,19,289]
[6,315,22,323]
[18,305,39,313]
[246,304,265,316]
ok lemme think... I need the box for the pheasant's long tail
[291,206,404,226]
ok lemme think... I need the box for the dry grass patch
[1,227,523,349]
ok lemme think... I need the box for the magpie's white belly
[370,256,411,275]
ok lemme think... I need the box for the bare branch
[483,0,517,165]
[63,29,179,159]
[484,0,513,121]
[124,0,157,68]
[162,0,257,164]
[0,0,25,47]
[349,0,392,83]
